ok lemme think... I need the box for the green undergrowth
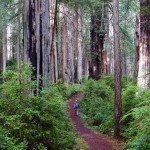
[0,64,77,150]
[72,76,150,150]
[122,89,150,150]
[66,83,84,98]
[79,77,114,134]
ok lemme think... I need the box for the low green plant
[122,90,150,150]
[6,59,17,71]
[66,83,83,97]
[122,83,139,121]
[79,78,114,134]
[0,64,76,149]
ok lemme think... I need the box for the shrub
[66,83,83,97]
[122,83,139,114]
[122,90,150,150]
[0,64,76,149]
[6,59,17,71]
[79,78,114,134]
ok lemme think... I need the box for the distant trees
[0,0,21,72]
[1,0,149,90]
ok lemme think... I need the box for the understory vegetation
[76,77,150,150]
[0,64,77,150]
[0,62,149,150]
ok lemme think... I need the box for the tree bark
[137,0,150,89]
[89,6,105,80]
[61,5,69,83]
[74,9,78,83]
[17,0,21,70]
[50,0,58,83]
[135,16,140,82]
[3,25,7,72]
[23,0,51,90]
[77,9,83,83]
[0,33,3,73]
[67,8,75,83]
[113,0,122,138]
[42,0,50,87]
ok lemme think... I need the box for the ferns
[122,89,150,150]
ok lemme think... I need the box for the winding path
[68,93,113,150]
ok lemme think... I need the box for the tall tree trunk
[61,6,69,83]
[102,49,108,75]
[23,0,51,90]
[3,25,7,72]
[74,9,78,83]
[77,9,83,83]
[104,4,110,75]
[35,0,41,93]
[42,0,50,87]
[113,0,122,138]
[17,0,21,70]
[137,0,150,89]
[0,33,3,73]
[50,0,57,83]
[57,6,61,80]
[28,0,37,80]
[23,0,30,63]
[89,6,105,80]
[135,16,140,82]
[67,9,75,83]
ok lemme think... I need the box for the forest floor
[68,93,123,150]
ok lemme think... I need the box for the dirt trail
[68,93,113,150]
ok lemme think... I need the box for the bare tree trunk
[23,0,30,63]
[104,4,110,75]
[89,6,105,80]
[42,0,50,87]
[137,0,150,89]
[135,16,140,82]
[57,6,62,80]
[74,9,78,83]
[23,0,51,90]
[50,0,57,83]
[35,0,41,94]
[17,0,21,70]
[0,33,3,73]
[28,0,37,80]
[77,9,83,83]
[82,20,90,78]
[3,25,7,72]
[61,6,68,82]
[67,9,75,83]
[113,0,122,138]
[102,49,108,75]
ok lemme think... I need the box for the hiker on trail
[74,100,79,116]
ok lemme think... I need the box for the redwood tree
[0,33,2,73]
[137,0,150,88]
[113,0,122,138]
[23,0,50,89]
[89,6,105,80]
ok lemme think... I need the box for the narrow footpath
[68,93,113,150]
